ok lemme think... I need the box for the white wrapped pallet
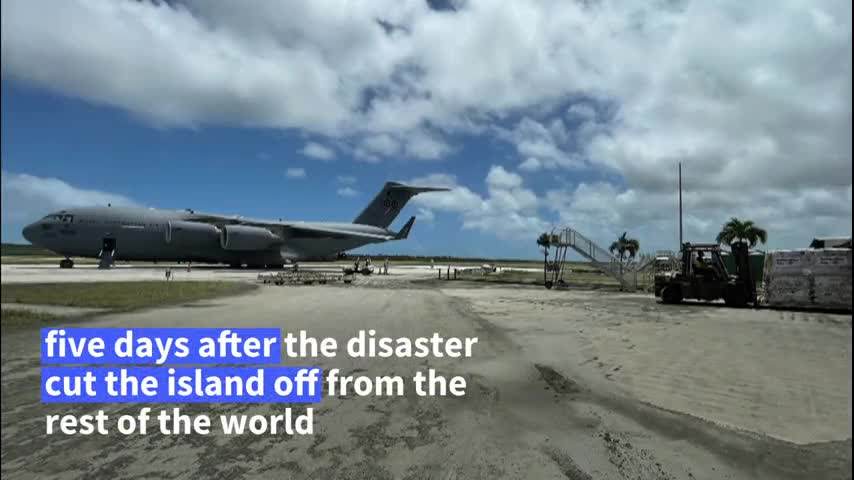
[766,249,809,274]
[814,276,852,309]
[809,249,851,273]
[763,248,852,310]
[764,276,812,305]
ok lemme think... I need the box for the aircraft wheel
[544,280,553,289]
[59,259,74,269]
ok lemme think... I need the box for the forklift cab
[681,245,729,301]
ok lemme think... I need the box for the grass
[0,256,99,265]
[0,243,56,256]
[1,281,257,310]
[0,309,67,333]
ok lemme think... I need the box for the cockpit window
[43,213,74,223]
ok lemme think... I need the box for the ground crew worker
[384,258,389,275]
[694,252,710,276]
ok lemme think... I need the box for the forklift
[657,242,756,307]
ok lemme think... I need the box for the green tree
[716,217,768,248]
[537,232,553,283]
[609,232,640,263]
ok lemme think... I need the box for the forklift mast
[729,242,757,303]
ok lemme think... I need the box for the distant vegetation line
[2,242,553,264]
[2,243,602,265]
[1,243,57,256]
[345,253,544,264]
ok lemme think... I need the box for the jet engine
[165,221,220,247]
[220,225,281,251]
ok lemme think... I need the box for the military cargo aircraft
[22,182,448,268]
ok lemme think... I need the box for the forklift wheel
[661,286,683,304]
[724,289,748,308]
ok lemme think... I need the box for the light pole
[678,162,683,248]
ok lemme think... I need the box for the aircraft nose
[22,222,38,244]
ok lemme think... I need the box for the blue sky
[2,0,851,259]
[1,82,562,258]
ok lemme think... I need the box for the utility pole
[678,162,684,247]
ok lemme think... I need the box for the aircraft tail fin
[394,216,416,240]
[353,182,448,228]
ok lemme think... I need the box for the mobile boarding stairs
[544,227,647,291]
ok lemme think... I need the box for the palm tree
[716,218,768,248]
[537,232,553,283]
[609,232,640,263]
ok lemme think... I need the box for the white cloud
[403,131,451,160]
[2,0,850,248]
[566,103,596,122]
[336,175,357,185]
[336,186,359,198]
[1,170,138,223]
[285,167,306,178]
[544,181,853,253]
[354,134,401,162]
[495,117,588,171]
[410,167,546,240]
[417,208,435,223]
[485,165,523,190]
[519,157,542,172]
[300,142,336,161]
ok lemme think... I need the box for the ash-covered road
[2,284,851,479]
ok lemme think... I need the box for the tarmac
[0,263,474,284]
[1,264,851,479]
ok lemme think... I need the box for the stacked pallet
[762,248,852,310]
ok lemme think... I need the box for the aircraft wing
[281,224,396,241]
[186,213,397,241]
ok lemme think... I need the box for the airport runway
[0,263,444,284]
[2,277,851,479]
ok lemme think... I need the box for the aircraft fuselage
[21,206,392,266]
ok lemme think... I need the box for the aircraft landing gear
[59,258,74,269]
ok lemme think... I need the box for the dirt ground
[1,281,851,479]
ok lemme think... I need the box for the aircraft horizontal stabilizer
[395,216,416,240]
[386,182,451,194]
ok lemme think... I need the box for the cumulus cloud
[355,134,401,162]
[336,186,359,198]
[495,117,589,171]
[544,181,853,252]
[410,166,547,239]
[1,170,138,224]
[285,167,306,178]
[2,0,850,248]
[300,142,336,161]
[403,131,451,160]
[417,208,436,223]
